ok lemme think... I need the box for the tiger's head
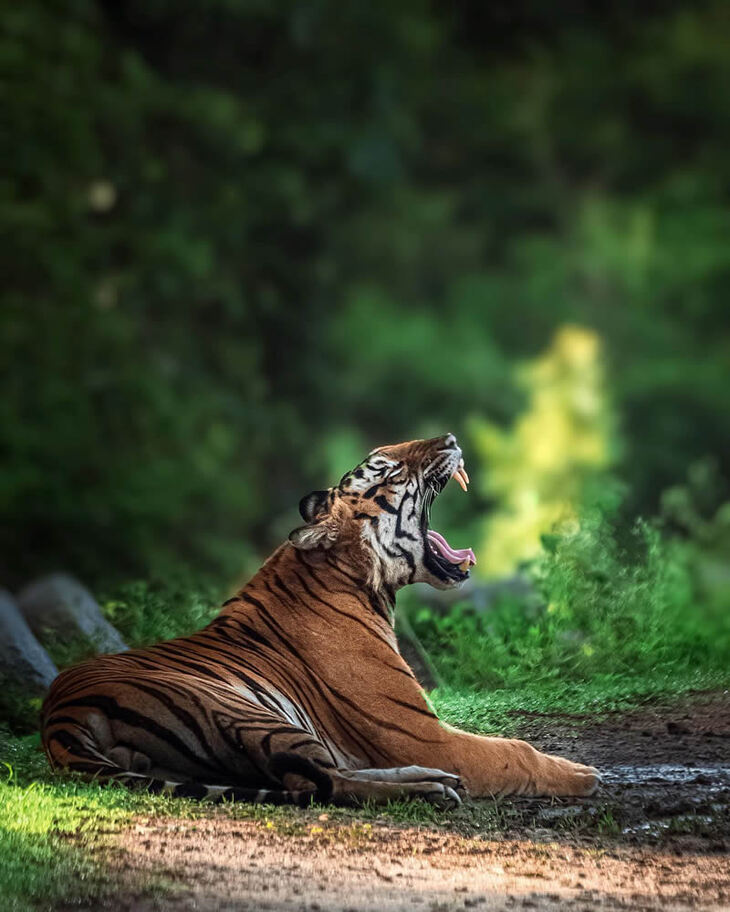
[289,434,475,591]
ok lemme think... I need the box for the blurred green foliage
[408,503,730,693]
[100,578,222,647]
[1,0,729,588]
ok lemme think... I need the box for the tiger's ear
[288,516,340,550]
[298,489,331,522]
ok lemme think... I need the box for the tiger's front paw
[551,757,601,796]
[571,763,601,796]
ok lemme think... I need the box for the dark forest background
[2,0,729,593]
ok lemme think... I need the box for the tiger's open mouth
[421,457,476,584]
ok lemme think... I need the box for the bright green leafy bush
[408,507,730,695]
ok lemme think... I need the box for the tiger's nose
[443,433,457,448]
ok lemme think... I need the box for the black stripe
[128,680,220,764]
[271,571,299,604]
[261,725,316,756]
[174,781,209,799]
[47,729,102,762]
[374,494,398,514]
[383,693,437,718]
[51,694,222,774]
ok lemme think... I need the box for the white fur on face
[359,477,426,590]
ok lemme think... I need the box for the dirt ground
[77,691,730,911]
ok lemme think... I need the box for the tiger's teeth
[457,458,470,485]
[458,558,471,571]
[452,468,468,492]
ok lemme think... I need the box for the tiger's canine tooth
[452,468,468,492]
[458,558,471,571]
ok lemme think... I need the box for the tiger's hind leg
[274,760,463,809]
[44,687,461,808]
[44,713,332,806]
[225,711,464,808]
[329,768,462,808]
[231,717,463,808]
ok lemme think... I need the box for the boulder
[0,589,59,694]
[17,573,128,656]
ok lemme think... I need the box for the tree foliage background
[2,0,729,589]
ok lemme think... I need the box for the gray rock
[17,573,127,655]
[0,589,59,694]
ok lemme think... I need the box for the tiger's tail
[127,753,333,806]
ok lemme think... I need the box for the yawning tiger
[42,434,599,807]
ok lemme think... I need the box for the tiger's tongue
[427,530,476,566]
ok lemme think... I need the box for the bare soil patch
[73,691,730,911]
[503,689,730,842]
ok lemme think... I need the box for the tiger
[42,434,599,808]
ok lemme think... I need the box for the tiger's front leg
[401,727,600,799]
[451,730,600,798]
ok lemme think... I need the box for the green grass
[0,733,191,912]
[430,669,729,736]
[0,778,121,912]
[407,512,730,738]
